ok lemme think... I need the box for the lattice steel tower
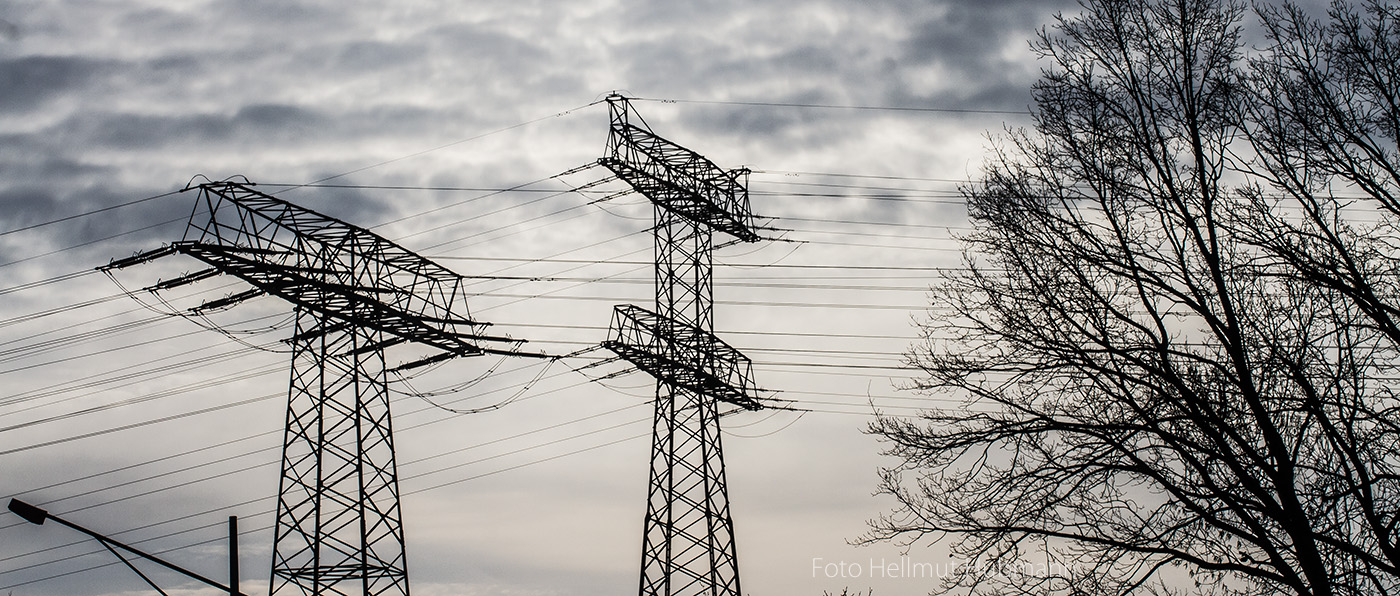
[597,95,765,596]
[104,181,522,596]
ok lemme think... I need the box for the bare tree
[868,1,1400,595]
[1242,0,1400,344]
[1236,1,1400,590]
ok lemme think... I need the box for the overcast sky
[0,1,1211,595]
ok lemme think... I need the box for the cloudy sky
[0,1,1110,595]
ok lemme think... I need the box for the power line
[0,284,922,430]
[0,349,918,498]
[429,255,961,272]
[288,100,605,189]
[1,398,654,575]
[0,315,168,364]
[0,420,649,591]
[455,275,936,293]
[0,392,280,457]
[3,364,591,530]
[794,238,961,253]
[0,239,940,436]
[766,225,957,243]
[752,169,975,183]
[0,292,129,329]
[0,396,931,591]
[471,291,926,311]
[0,99,603,272]
[0,319,252,377]
[0,361,281,433]
[0,270,97,297]
[0,327,270,409]
[0,190,182,238]
[772,214,963,231]
[370,173,567,230]
[0,338,921,526]
[0,376,929,588]
[633,96,1032,116]
[0,215,188,270]
[496,321,918,342]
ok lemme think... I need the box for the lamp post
[7,498,245,596]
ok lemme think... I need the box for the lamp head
[8,498,47,525]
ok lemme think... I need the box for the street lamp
[7,498,246,596]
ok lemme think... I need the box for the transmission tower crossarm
[164,181,537,360]
[603,304,761,410]
[172,240,492,354]
[186,181,473,322]
[601,97,759,243]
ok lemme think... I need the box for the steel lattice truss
[178,182,503,359]
[601,100,757,244]
[275,312,405,596]
[598,95,763,596]
[603,305,760,411]
[107,181,519,596]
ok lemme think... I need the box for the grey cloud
[609,39,860,149]
[902,0,1047,64]
[597,0,1070,154]
[334,40,428,71]
[617,38,727,90]
[0,186,64,230]
[423,21,554,83]
[280,181,395,229]
[233,103,326,133]
[882,71,1036,115]
[0,151,112,182]
[0,183,183,261]
[893,0,1078,108]
[767,43,847,75]
[614,0,729,29]
[204,0,350,29]
[25,102,463,152]
[38,104,325,150]
[0,55,114,113]
[145,53,201,74]
[0,147,118,234]
[674,102,858,167]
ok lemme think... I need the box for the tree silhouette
[869,1,1400,595]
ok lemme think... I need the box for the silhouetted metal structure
[598,95,763,596]
[104,181,522,596]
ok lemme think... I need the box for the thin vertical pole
[229,515,239,596]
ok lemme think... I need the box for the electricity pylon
[597,95,764,596]
[103,181,525,596]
